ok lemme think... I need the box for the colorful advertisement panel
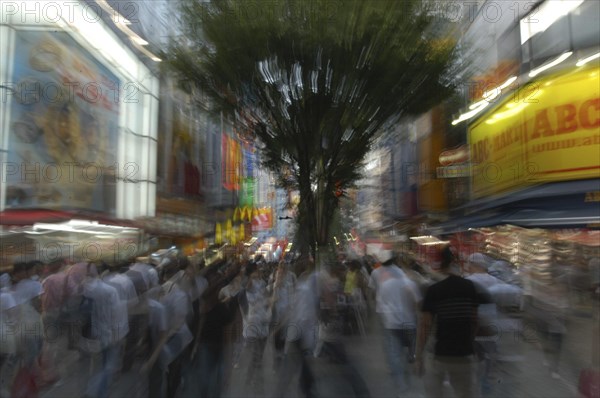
[5,30,120,211]
[469,65,600,199]
[221,133,242,191]
[240,144,255,207]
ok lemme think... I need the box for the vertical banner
[222,133,242,191]
[240,143,255,207]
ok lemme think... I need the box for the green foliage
[165,0,460,251]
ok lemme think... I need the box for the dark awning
[503,207,600,228]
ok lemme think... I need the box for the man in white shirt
[82,263,127,398]
[158,264,193,398]
[368,250,421,393]
[102,262,138,373]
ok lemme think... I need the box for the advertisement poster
[6,30,120,212]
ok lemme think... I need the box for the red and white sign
[439,145,469,166]
[251,208,273,231]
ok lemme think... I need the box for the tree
[166,0,460,260]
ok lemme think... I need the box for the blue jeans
[85,343,121,398]
[383,328,415,391]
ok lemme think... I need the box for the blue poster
[6,30,120,212]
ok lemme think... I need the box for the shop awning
[0,208,138,228]
[428,206,599,235]
[427,211,512,235]
[0,209,73,226]
[503,207,600,228]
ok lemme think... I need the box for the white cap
[468,253,488,268]
[376,249,395,264]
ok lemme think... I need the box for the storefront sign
[251,207,273,231]
[439,145,469,166]
[469,65,600,199]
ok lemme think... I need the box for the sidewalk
[40,309,593,397]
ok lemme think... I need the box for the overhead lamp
[451,101,489,125]
[529,52,572,78]
[485,103,530,124]
[482,76,518,100]
[576,52,600,67]
[469,99,488,110]
[131,36,149,46]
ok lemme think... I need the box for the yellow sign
[469,65,600,199]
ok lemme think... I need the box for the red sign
[439,145,469,166]
[251,208,273,231]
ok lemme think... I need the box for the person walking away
[81,263,128,398]
[316,261,371,398]
[465,253,501,393]
[101,261,138,373]
[241,262,271,395]
[39,259,69,386]
[368,250,421,394]
[157,262,193,398]
[267,260,296,370]
[10,261,43,396]
[0,279,18,398]
[343,259,368,335]
[415,245,488,398]
[273,257,319,398]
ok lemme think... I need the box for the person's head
[467,253,488,273]
[439,245,456,271]
[27,260,44,277]
[245,262,259,279]
[47,258,65,274]
[324,259,344,278]
[294,256,314,276]
[346,259,361,272]
[11,262,28,282]
[377,250,396,266]
[86,262,99,280]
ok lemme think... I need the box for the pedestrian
[343,259,368,335]
[241,261,271,395]
[81,262,128,398]
[415,245,488,398]
[465,253,500,394]
[11,261,44,389]
[157,261,193,398]
[267,260,296,370]
[101,261,138,373]
[39,258,69,386]
[0,277,18,398]
[273,256,319,398]
[368,250,421,394]
[316,260,371,398]
[193,268,238,398]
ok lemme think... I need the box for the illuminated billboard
[469,65,600,199]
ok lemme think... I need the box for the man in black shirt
[415,246,486,398]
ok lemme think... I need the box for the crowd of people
[0,243,597,398]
